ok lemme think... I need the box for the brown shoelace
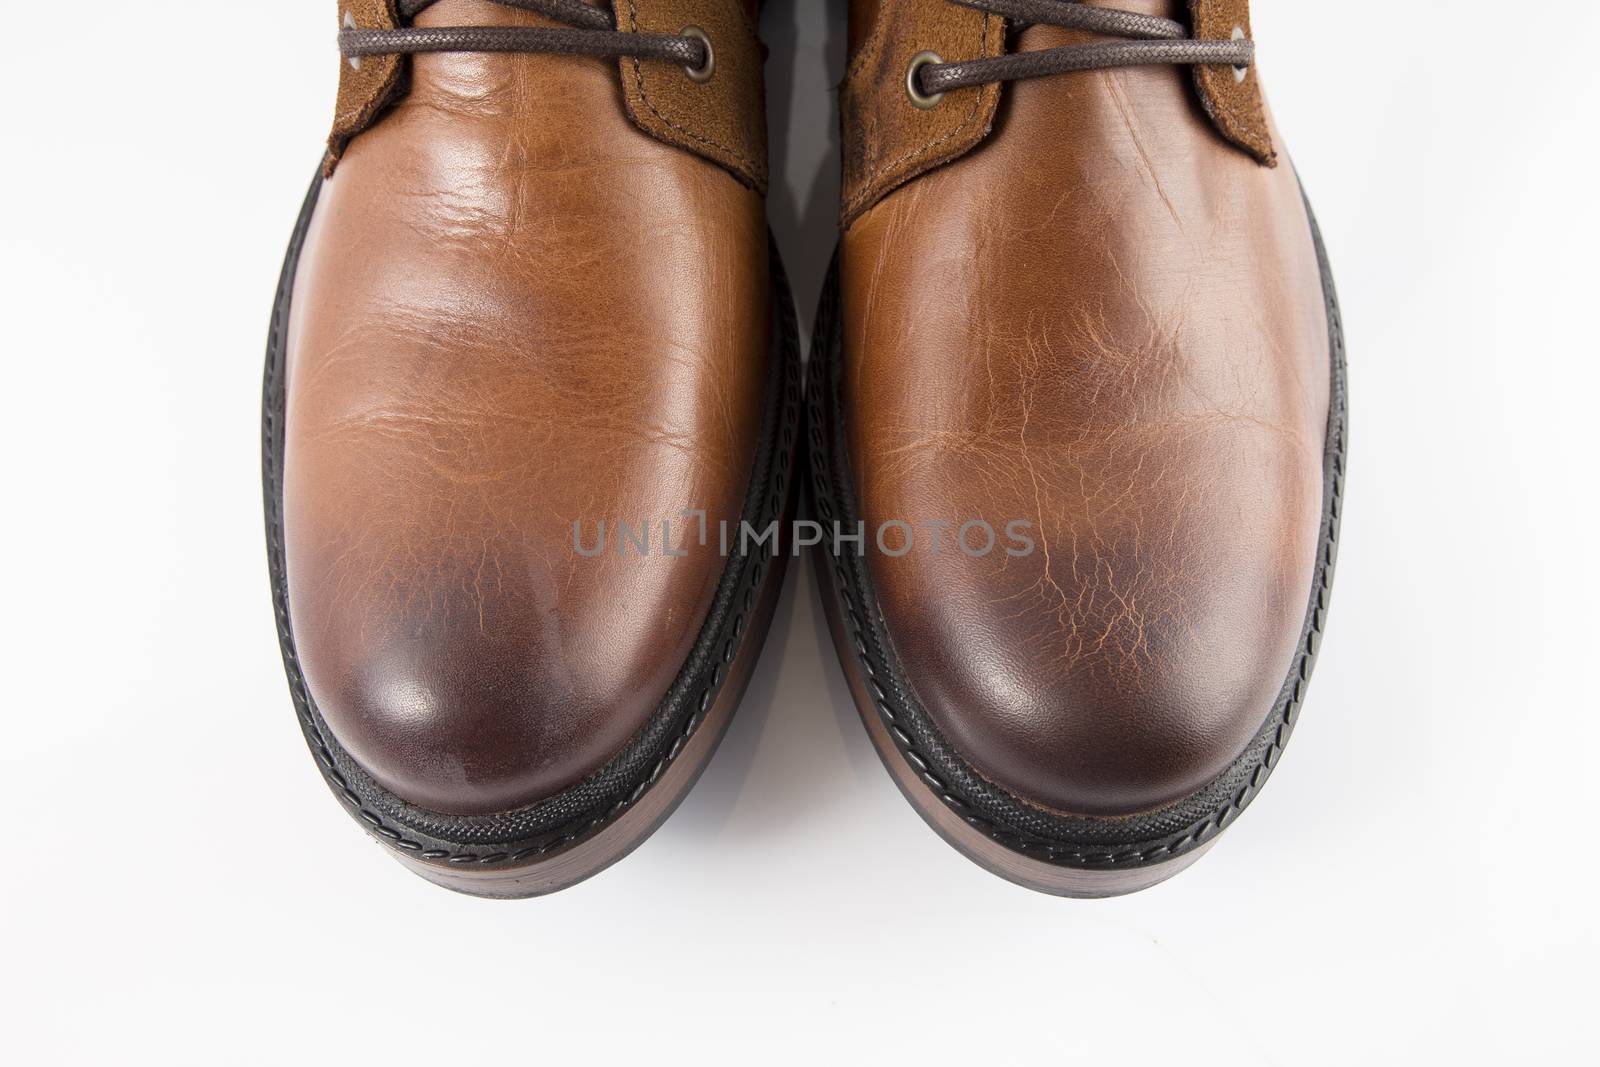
[339,0,709,69]
[915,0,1253,97]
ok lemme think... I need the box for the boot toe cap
[294,615,668,816]
[869,530,1313,818]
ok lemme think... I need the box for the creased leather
[1190,0,1274,164]
[840,0,1005,227]
[616,0,770,193]
[325,0,767,189]
[327,0,405,172]
[289,8,770,815]
[839,8,1324,815]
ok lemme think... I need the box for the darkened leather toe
[287,544,722,815]
[838,13,1330,818]
[279,28,770,816]
[867,513,1312,816]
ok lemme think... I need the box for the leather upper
[285,0,770,815]
[330,0,769,190]
[840,0,1275,224]
[840,1,1329,816]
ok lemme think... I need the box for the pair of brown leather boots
[264,0,1343,898]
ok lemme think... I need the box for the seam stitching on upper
[623,0,766,184]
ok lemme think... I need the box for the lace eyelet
[905,51,945,109]
[343,11,361,71]
[1232,26,1249,82]
[681,26,715,83]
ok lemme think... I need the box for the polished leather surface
[285,0,770,815]
[841,0,1329,816]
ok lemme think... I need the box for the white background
[3,1,1597,1062]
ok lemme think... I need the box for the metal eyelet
[343,10,361,71]
[905,51,945,109]
[681,26,715,83]
[1232,26,1249,83]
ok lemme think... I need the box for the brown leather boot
[810,0,1344,895]
[263,0,798,897]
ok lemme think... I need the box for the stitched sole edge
[806,192,1345,881]
[262,173,803,892]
